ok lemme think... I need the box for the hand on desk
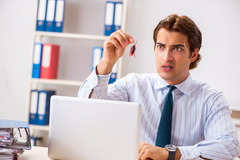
[138,142,182,160]
[138,142,169,160]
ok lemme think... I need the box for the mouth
[161,64,174,72]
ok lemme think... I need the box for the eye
[174,47,182,51]
[157,44,164,50]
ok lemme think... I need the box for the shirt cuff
[88,66,111,98]
[178,145,201,160]
[94,66,111,89]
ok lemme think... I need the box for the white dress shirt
[78,67,240,160]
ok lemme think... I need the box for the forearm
[78,67,110,99]
[178,137,240,160]
[175,147,210,160]
[97,58,116,75]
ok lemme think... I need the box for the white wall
[0,0,240,128]
[0,0,35,121]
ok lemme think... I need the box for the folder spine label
[37,92,47,125]
[38,92,47,115]
[54,0,65,32]
[29,90,39,125]
[41,45,51,67]
[104,2,115,36]
[113,2,123,32]
[37,0,47,21]
[36,0,48,31]
[32,43,43,79]
[46,0,57,32]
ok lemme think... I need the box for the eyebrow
[156,42,185,48]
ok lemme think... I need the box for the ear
[190,48,199,62]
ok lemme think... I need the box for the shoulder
[191,79,221,96]
[191,78,229,111]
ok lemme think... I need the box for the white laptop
[48,96,141,160]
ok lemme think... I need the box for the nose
[162,48,173,62]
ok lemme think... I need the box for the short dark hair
[153,14,202,70]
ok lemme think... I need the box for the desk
[19,146,51,160]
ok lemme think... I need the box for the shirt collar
[154,72,193,96]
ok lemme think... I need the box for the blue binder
[36,0,48,31]
[104,1,115,36]
[30,137,37,146]
[29,90,39,125]
[32,43,43,78]
[54,0,65,32]
[0,119,31,150]
[30,137,42,146]
[113,2,123,32]
[92,47,103,71]
[109,60,118,84]
[37,90,55,125]
[45,0,57,32]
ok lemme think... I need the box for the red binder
[40,44,60,79]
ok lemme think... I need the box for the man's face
[155,28,197,85]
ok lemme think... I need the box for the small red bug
[129,40,138,58]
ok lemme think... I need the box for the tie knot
[168,85,176,93]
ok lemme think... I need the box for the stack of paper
[0,120,31,159]
[0,128,24,160]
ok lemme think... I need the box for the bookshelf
[230,106,240,126]
[26,0,129,135]
[35,31,108,40]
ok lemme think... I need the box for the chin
[158,72,173,80]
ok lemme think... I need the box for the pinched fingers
[105,29,134,49]
[117,29,134,44]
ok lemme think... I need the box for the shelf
[34,31,108,40]
[232,118,240,126]
[29,125,49,131]
[230,106,240,111]
[31,78,84,86]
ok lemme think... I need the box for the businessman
[78,14,240,160]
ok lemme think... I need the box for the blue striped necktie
[155,85,176,147]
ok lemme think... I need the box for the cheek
[175,56,190,69]
[155,51,162,61]
[155,52,161,66]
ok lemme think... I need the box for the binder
[30,137,42,146]
[109,60,118,84]
[32,43,43,78]
[37,90,55,125]
[91,47,103,71]
[36,0,48,31]
[54,0,65,32]
[30,137,36,146]
[104,1,115,36]
[40,44,60,79]
[45,0,57,32]
[29,90,39,125]
[0,119,31,150]
[113,2,123,32]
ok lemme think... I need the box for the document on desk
[0,128,14,147]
